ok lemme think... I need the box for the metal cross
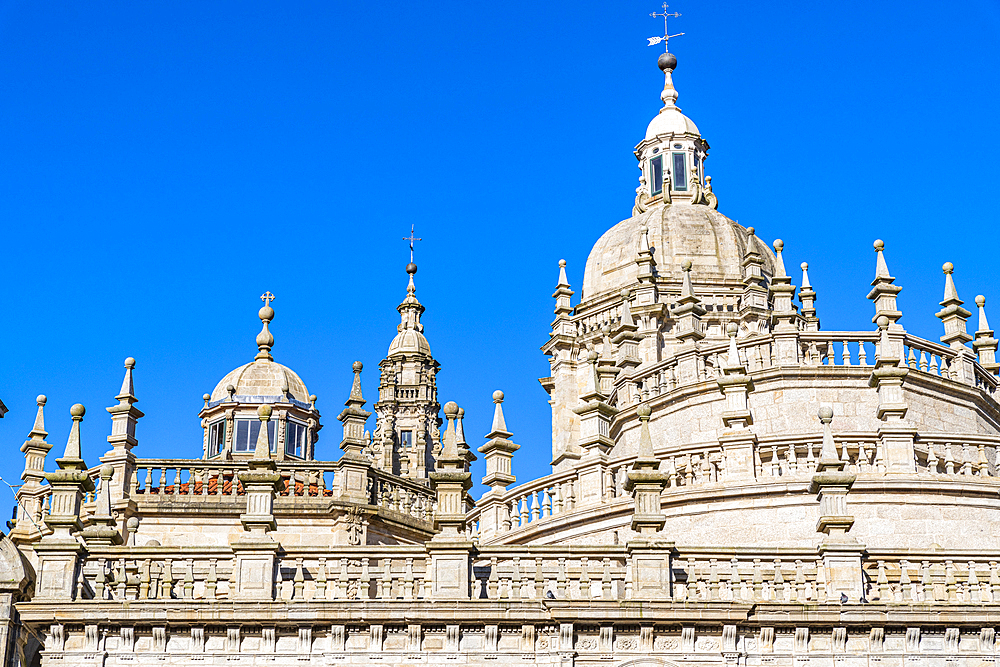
[403,224,422,263]
[260,291,275,307]
[649,2,684,53]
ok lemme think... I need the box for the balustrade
[472,549,629,601]
[672,552,829,603]
[863,555,1000,603]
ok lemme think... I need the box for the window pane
[650,156,663,196]
[268,421,276,453]
[286,422,302,457]
[400,430,413,448]
[673,153,687,191]
[235,420,250,452]
[249,421,261,451]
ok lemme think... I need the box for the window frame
[672,152,688,191]
[208,419,226,458]
[649,155,664,196]
[233,417,277,454]
[285,419,308,458]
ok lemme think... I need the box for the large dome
[387,328,431,357]
[581,204,776,300]
[210,359,310,403]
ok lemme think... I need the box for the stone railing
[471,547,629,600]
[672,548,830,603]
[862,551,1000,603]
[130,459,338,499]
[367,469,436,524]
[799,331,879,366]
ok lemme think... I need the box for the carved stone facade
[3,39,1000,667]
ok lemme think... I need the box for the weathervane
[403,224,422,263]
[648,3,683,53]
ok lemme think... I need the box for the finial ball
[126,516,139,531]
[257,404,272,420]
[942,262,954,274]
[226,384,236,395]
[558,259,566,268]
[258,305,274,322]
[492,390,504,403]
[443,401,459,416]
[818,406,834,421]
[587,350,599,363]
[620,288,631,299]
[406,262,418,275]
[681,259,692,271]
[726,322,738,336]
[773,239,784,252]
[874,239,884,251]
[202,393,211,402]
[800,262,808,271]
[309,394,318,403]
[36,394,46,406]
[457,407,465,417]
[876,315,890,329]
[747,226,755,236]
[100,464,114,479]
[657,52,677,72]
[637,403,652,418]
[124,357,136,369]
[70,403,86,418]
[352,360,363,373]
[976,295,986,308]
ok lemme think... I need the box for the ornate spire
[255,292,275,361]
[936,262,972,349]
[816,406,844,472]
[479,390,519,497]
[57,404,87,470]
[29,394,47,441]
[973,296,999,374]
[868,240,903,327]
[673,261,706,343]
[799,262,820,331]
[252,405,273,460]
[107,357,144,454]
[488,390,510,438]
[397,263,425,333]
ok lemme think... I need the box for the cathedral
[1,25,999,667]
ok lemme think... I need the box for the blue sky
[1,0,999,505]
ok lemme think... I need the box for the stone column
[811,407,864,602]
[337,362,373,505]
[428,402,473,599]
[34,404,93,601]
[231,405,283,601]
[477,391,519,538]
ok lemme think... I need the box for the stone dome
[387,328,432,357]
[210,359,310,403]
[581,204,776,300]
[645,106,699,139]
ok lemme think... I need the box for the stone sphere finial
[876,315,890,330]
[126,516,139,531]
[259,304,274,322]
[874,239,884,252]
[800,262,808,271]
[309,394,318,404]
[70,403,86,418]
[602,324,611,336]
[100,464,114,479]
[202,393,211,402]
[657,52,677,72]
[637,403,652,419]
[726,322,738,336]
[492,390,504,403]
[747,227,755,236]
[773,239,784,252]
[124,357,136,369]
[406,262,418,275]
[457,407,465,418]
[558,259,566,268]
[36,394,46,406]
[976,295,986,308]
[226,384,236,397]
[443,401,459,417]
[681,260,692,271]
[352,360,363,373]
[818,406,834,423]
[942,261,954,274]
[621,288,631,299]
[257,404,272,420]
[587,350,599,363]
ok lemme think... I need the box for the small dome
[645,107,699,139]
[210,359,310,404]
[388,329,432,357]
[581,204,775,301]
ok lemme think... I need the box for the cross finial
[403,224,422,264]
[260,291,275,307]
[648,2,683,53]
